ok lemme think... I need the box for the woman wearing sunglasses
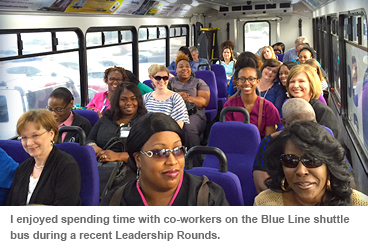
[7,109,81,205]
[254,120,368,206]
[143,64,189,128]
[100,112,228,206]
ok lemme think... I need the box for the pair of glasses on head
[280,154,323,168]
[18,130,48,142]
[108,77,123,82]
[46,103,68,114]
[140,146,187,160]
[153,76,169,81]
[237,77,257,84]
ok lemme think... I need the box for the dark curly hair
[104,82,147,121]
[103,66,128,83]
[264,120,353,206]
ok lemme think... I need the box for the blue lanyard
[102,92,109,112]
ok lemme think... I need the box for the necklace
[34,164,44,169]
[262,88,270,99]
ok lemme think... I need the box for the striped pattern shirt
[143,92,190,124]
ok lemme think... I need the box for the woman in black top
[100,112,228,206]
[7,109,81,206]
[86,82,147,163]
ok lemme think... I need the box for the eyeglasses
[238,77,257,84]
[280,154,323,168]
[140,146,187,160]
[108,77,123,82]
[153,76,169,81]
[46,103,68,113]
[18,130,48,142]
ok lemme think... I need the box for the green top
[137,82,153,95]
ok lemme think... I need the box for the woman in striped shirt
[143,64,189,128]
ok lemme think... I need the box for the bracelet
[87,142,97,146]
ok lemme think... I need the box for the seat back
[56,142,99,206]
[194,70,218,122]
[210,64,228,109]
[169,70,177,76]
[0,140,30,164]
[73,109,100,127]
[185,146,244,206]
[143,79,154,90]
[202,121,261,205]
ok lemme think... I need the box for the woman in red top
[223,58,280,138]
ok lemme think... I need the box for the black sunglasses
[280,154,323,168]
[140,146,186,160]
[153,76,169,81]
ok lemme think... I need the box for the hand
[97,150,125,162]
[178,92,189,101]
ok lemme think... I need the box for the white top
[27,175,39,205]
[143,92,190,124]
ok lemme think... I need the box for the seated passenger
[253,98,316,194]
[277,61,297,93]
[87,82,147,163]
[86,66,129,118]
[228,51,262,98]
[254,120,368,206]
[258,59,286,115]
[297,46,316,64]
[260,46,278,63]
[0,147,19,206]
[144,64,189,129]
[7,109,81,206]
[223,57,281,138]
[283,36,309,62]
[286,64,342,143]
[168,54,210,156]
[217,46,236,81]
[125,69,153,95]
[189,46,210,71]
[305,58,328,91]
[47,87,91,143]
[168,46,199,72]
[272,42,285,55]
[100,112,229,206]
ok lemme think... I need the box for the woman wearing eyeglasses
[47,87,91,143]
[86,66,129,118]
[143,64,189,129]
[99,112,228,206]
[7,109,81,206]
[254,120,368,206]
[223,57,281,138]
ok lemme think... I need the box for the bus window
[244,21,270,54]
[22,32,52,55]
[345,43,368,151]
[104,31,119,45]
[56,32,79,50]
[170,25,188,63]
[0,34,17,58]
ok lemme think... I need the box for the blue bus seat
[185,146,244,206]
[73,109,100,127]
[210,64,228,110]
[194,70,218,123]
[203,121,261,206]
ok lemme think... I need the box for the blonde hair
[260,46,277,62]
[148,64,169,77]
[17,109,59,142]
[286,64,322,100]
[304,59,326,82]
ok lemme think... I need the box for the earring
[281,177,290,192]
[136,168,141,186]
[326,177,332,191]
[51,140,55,145]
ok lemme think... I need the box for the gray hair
[188,46,199,53]
[282,98,316,126]
[295,36,308,46]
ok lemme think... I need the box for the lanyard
[101,92,109,112]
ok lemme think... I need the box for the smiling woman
[7,109,81,206]
[99,112,228,206]
[254,120,368,206]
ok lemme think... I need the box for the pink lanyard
[136,173,184,206]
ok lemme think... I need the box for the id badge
[120,127,131,138]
